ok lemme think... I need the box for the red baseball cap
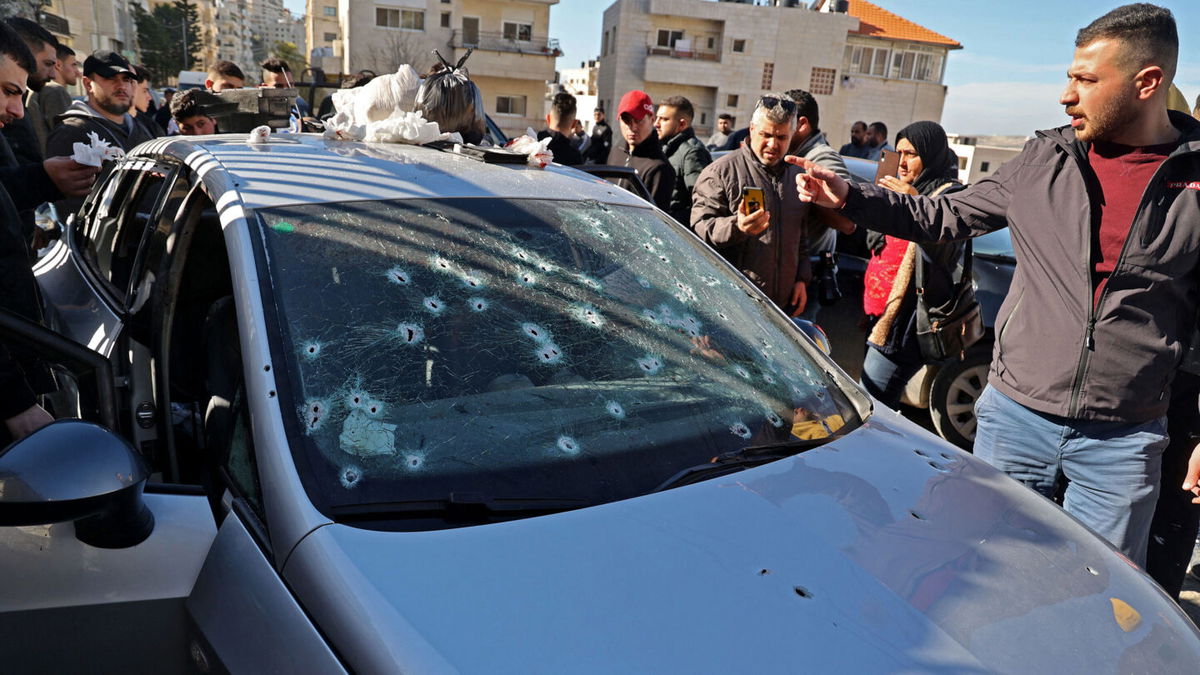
[617,90,655,121]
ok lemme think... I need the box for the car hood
[283,408,1200,674]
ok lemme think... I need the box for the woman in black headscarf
[860,120,966,407]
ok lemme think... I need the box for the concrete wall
[949,143,1020,185]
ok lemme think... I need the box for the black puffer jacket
[607,132,675,212]
[841,111,1200,423]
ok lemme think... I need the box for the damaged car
[0,134,1197,673]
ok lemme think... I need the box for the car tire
[929,349,991,450]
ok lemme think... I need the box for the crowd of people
[0,3,1198,599]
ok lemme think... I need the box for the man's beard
[98,97,130,116]
[26,74,46,92]
[1070,88,1138,143]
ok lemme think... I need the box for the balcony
[449,30,561,57]
[448,30,561,80]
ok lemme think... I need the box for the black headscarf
[895,121,959,196]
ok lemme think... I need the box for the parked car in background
[0,134,1194,672]
[822,157,1016,449]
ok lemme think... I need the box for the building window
[706,36,715,49]
[601,30,608,56]
[656,29,683,48]
[496,95,527,116]
[323,32,336,42]
[376,8,425,30]
[699,111,708,125]
[323,5,336,16]
[503,21,532,42]
[732,39,746,53]
[440,12,450,28]
[958,156,967,171]
[760,62,774,90]
[809,67,835,96]
[725,93,738,107]
[980,161,991,172]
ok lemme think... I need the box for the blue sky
[285,1,1200,135]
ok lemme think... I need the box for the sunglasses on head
[758,96,796,114]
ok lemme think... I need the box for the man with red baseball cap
[606,89,675,211]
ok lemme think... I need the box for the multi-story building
[248,0,305,64]
[597,0,960,140]
[306,0,561,138]
[193,0,256,74]
[40,0,141,62]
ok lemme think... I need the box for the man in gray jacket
[655,95,712,224]
[692,93,810,314]
[792,3,1198,565]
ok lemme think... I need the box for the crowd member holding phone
[859,121,966,407]
[691,93,810,314]
[790,3,1200,566]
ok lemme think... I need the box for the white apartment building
[248,0,305,63]
[597,0,960,140]
[306,0,560,138]
[40,0,141,59]
[948,135,1024,185]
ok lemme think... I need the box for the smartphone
[874,149,900,184]
[741,186,765,214]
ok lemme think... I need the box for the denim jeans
[860,338,925,409]
[973,385,1168,566]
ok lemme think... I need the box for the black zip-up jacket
[840,111,1200,424]
[607,131,676,212]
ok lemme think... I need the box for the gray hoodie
[841,111,1200,424]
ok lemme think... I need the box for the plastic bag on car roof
[414,49,485,145]
[354,64,421,123]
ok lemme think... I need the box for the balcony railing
[449,30,561,57]
[645,45,719,62]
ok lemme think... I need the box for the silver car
[0,134,1196,673]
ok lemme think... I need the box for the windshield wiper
[653,437,834,493]
[330,493,591,524]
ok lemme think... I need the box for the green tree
[133,1,201,83]
[271,41,308,75]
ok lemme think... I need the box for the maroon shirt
[1088,139,1179,305]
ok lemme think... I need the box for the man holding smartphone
[691,93,811,314]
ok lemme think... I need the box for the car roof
[131,133,651,211]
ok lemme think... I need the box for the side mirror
[793,318,832,355]
[0,420,153,548]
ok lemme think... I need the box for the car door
[0,158,220,672]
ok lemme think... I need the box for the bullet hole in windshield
[605,400,626,420]
[402,453,425,470]
[536,342,564,365]
[536,259,557,273]
[766,411,784,428]
[521,322,551,342]
[577,274,603,291]
[730,422,752,439]
[302,341,322,360]
[423,296,445,315]
[516,269,538,286]
[346,390,368,409]
[637,355,663,375]
[556,435,581,454]
[460,272,484,289]
[340,465,363,489]
[468,297,489,312]
[763,373,777,385]
[431,255,455,273]
[511,246,531,261]
[641,309,660,324]
[303,398,328,433]
[734,366,751,379]
[643,242,655,252]
[572,304,605,328]
[386,266,411,285]
[395,322,424,345]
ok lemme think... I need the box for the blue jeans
[973,385,1167,566]
[860,339,925,409]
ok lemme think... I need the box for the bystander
[607,90,675,211]
[655,95,712,224]
[839,120,870,159]
[692,93,810,314]
[707,112,733,150]
[171,90,220,136]
[206,60,245,92]
[537,92,583,166]
[863,121,893,161]
[586,106,612,164]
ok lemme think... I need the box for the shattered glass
[256,198,860,518]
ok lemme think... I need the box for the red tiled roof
[845,0,962,50]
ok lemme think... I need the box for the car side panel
[186,511,346,674]
[0,493,215,672]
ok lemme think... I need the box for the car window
[78,162,176,304]
[255,198,863,525]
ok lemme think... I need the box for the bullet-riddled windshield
[256,198,862,527]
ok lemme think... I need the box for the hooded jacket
[607,131,675,212]
[661,127,712,224]
[691,142,811,309]
[45,100,155,215]
[840,110,1200,423]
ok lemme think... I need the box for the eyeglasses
[757,96,796,115]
